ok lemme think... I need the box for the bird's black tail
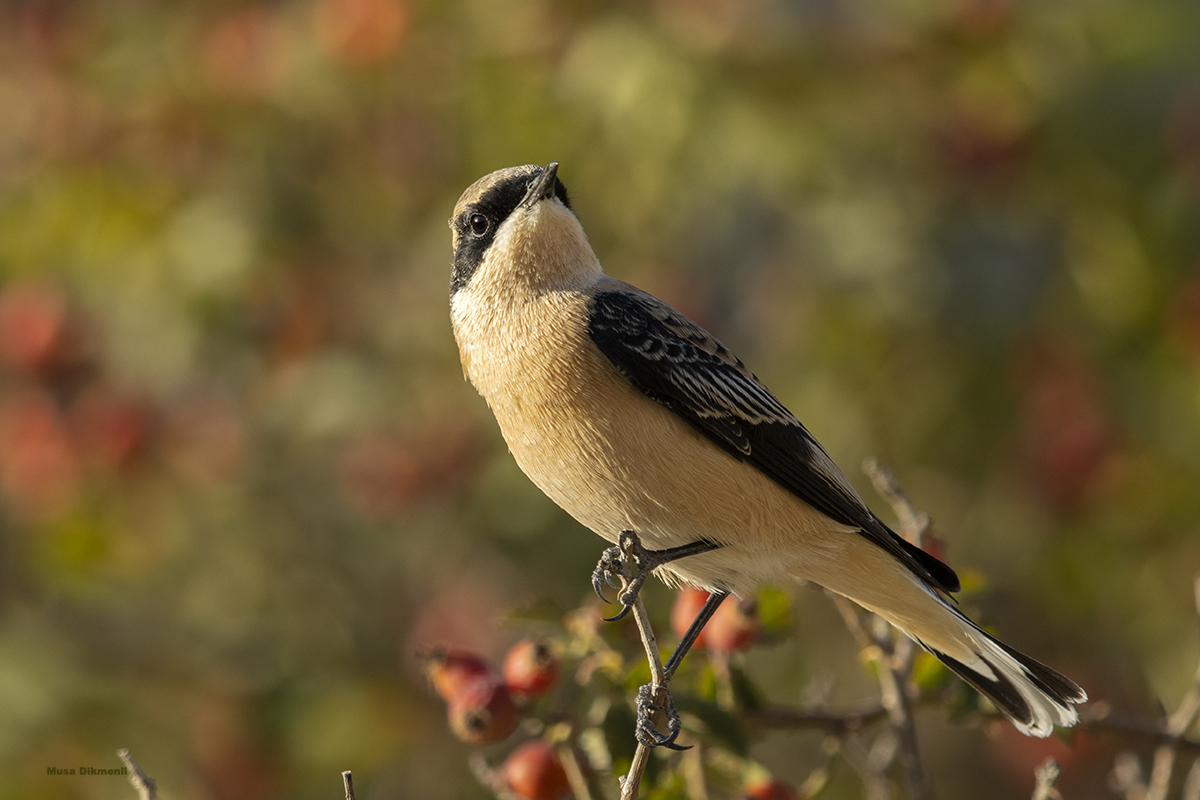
[916,605,1087,737]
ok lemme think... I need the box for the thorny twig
[116,749,156,800]
[1080,704,1200,755]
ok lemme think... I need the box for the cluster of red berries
[426,592,770,799]
[423,638,567,799]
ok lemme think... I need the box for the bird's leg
[663,588,728,680]
[591,530,720,623]
[591,530,725,750]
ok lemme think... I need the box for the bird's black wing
[586,289,959,595]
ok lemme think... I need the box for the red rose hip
[501,740,570,800]
[423,646,493,702]
[502,638,559,701]
[447,677,519,745]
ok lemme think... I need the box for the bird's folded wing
[586,288,959,595]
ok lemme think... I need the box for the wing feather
[586,289,960,595]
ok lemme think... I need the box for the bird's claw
[590,544,625,604]
[591,531,651,621]
[592,531,722,620]
[635,684,689,751]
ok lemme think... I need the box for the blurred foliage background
[0,0,1199,797]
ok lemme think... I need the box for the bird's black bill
[520,162,559,209]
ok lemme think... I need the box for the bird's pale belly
[488,347,852,594]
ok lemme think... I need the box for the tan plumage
[449,163,1085,737]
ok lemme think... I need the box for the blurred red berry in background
[69,388,154,474]
[502,637,559,702]
[670,587,712,649]
[423,646,494,703]
[671,588,760,655]
[0,390,79,520]
[447,676,519,745]
[501,740,571,800]
[0,281,81,380]
[705,596,760,655]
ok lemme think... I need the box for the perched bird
[449,162,1086,738]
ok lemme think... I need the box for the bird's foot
[591,531,721,623]
[591,531,650,622]
[635,684,689,751]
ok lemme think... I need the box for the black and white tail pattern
[918,605,1087,737]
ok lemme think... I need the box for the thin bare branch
[876,647,933,800]
[620,591,666,800]
[343,770,356,800]
[863,458,930,547]
[1078,706,1200,755]
[116,749,156,800]
[826,590,931,799]
[741,702,890,735]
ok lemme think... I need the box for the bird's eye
[469,214,489,237]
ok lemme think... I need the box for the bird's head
[449,162,600,298]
